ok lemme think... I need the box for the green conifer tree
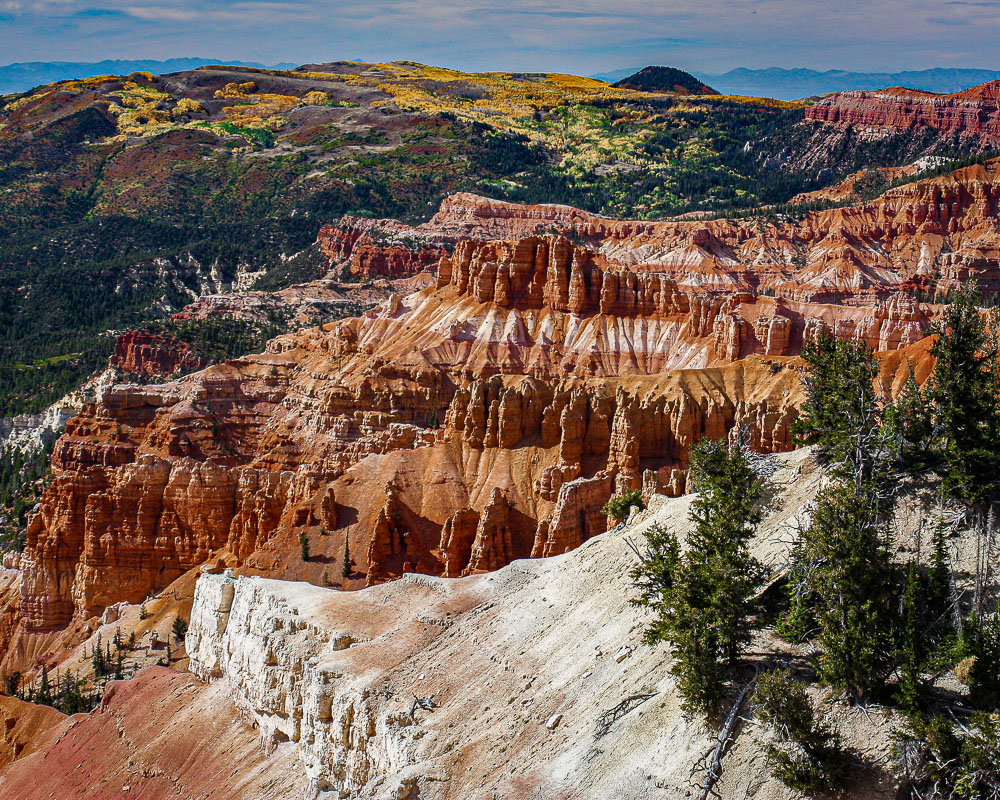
[793,330,883,479]
[342,532,352,579]
[968,613,1000,711]
[171,615,188,644]
[926,281,1000,507]
[753,669,850,794]
[631,435,768,715]
[897,562,925,715]
[803,479,897,702]
[927,517,952,623]
[885,362,934,477]
[795,328,899,702]
[36,665,51,706]
[92,632,105,677]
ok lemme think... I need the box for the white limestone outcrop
[0,402,75,450]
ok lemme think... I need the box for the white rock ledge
[188,448,825,800]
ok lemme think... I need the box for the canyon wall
[111,331,207,378]
[326,161,1000,302]
[806,82,1000,144]
[318,215,452,279]
[17,159,1000,644]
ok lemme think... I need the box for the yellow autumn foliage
[107,80,173,135]
[3,92,46,113]
[220,91,299,129]
[701,94,806,109]
[214,81,258,99]
[172,97,206,118]
[9,60,805,179]
[302,91,331,105]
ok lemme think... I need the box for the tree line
[0,439,54,553]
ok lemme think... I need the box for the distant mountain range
[0,58,299,94]
[592,66,1000,100]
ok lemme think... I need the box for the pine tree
[686,436,768,663]
[897,562,925,715]
[803,479,897,702]
[793,330,883,478]
[602,489,645,522]
[171,615,188,644]
[927,281,1000,507]
[886,362,934,477]
[753,669,850,794]
[927,516,952,622]
[342,532,352,579]
[92,632,105,677]
[59,673,87,715]
[631,435,769,715]
[36,665,51,706]
[794,326,901,702]
[299,531,310,561]
[926,283,1000,639]
[968,612,1000,711]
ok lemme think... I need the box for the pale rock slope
[186,447,899,799]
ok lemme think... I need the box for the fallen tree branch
[695,670,759,800]
[410,694,436,719]
[595,692,658,738]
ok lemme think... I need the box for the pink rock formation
[806,82,1000,144]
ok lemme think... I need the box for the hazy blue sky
[2,0,999,74]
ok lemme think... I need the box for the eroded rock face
[16,322,805,634]
[111,331,206,378]
[20,163,997,639]
[0,667,307,800]
[465,488,522,574]
[531,474,614,559]
[329,158,1000,304]
[806,83,1000,144]
[318,215,451,278]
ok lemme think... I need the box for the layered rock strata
[18,163,999,639]
[806,82,1000,144]
[16,283,809,633]
[319,215,452,278]
[111,331,207,378]
[328,159,1000,302]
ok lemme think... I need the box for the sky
[2,0,1000,75]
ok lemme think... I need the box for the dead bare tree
[693,670,759,800]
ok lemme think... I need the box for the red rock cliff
[111,331,206,378]
[805,82,1000,144]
